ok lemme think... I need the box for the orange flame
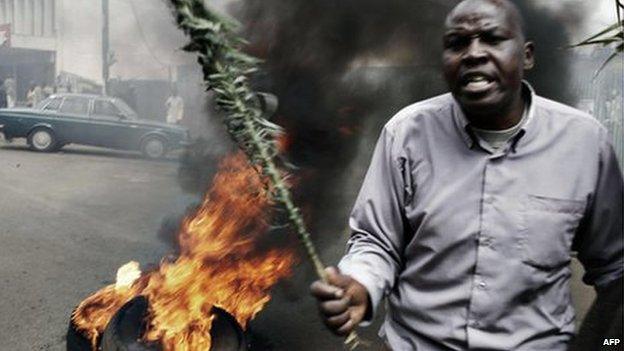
[276,133,292,154]
[71,154,296,350]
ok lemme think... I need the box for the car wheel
[28,128,58,152]
[141,136,167,159]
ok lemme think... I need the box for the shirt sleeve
[338,125,408,323]
[573,128,624,288]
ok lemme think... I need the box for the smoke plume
[232,0,581,262]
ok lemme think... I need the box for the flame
[71,154,296,350]
[115,261,142,289]
[276,132,292,154]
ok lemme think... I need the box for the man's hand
[310,267,370,336]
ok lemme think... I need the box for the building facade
[0,0,58,105]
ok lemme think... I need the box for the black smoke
[232,0,581,261]
[238,1,452,257]
[517,1,585,104]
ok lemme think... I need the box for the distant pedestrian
[0,85,7,108]
[166,87,184,124]
[26,82,43,107]
[4,78,16,108]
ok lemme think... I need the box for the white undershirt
[471,103,529,151]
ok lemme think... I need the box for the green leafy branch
[570,0,623,77]
[168,0,361,348]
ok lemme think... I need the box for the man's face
[442,0,533,116]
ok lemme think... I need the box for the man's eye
[482,34,505,44]
[445,37,469,49]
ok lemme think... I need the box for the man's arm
[573,128,623,287]
[571,276,623,351]
[571,128,623,349]
[311,125,409,334]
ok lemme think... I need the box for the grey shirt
[338,84,624,350]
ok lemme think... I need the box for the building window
[33,0,42,36]
[0,1,7,24]
[0,0,54,37]
[43,0,53,36]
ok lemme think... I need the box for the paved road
[0,141,185,350]
[0,139,596,351]
[0,140,386,351]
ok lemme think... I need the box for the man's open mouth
[461,73,496,94]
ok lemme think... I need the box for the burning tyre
[67,155,294,351]
[67,296,247,351]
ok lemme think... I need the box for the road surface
[0,140,595,350]
[0,141,185,350]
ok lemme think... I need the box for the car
[0,93,190,158]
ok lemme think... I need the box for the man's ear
[524,41,535,70]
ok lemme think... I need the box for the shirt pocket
[518,195,586,270]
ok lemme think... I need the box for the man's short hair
[454,0,528,38]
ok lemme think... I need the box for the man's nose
[462,39,488,65]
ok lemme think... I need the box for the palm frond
[167,1,362,348]
[569,0,623,77]
[570,22,621,47]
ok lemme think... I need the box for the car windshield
[113,99,138,120]
[34,98,52,110]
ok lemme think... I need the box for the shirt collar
[451,80,536,151]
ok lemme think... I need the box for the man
[4,78,16,108]
[26,82,43,107]
[166,87,185,125]
[311,0,623,350]
[0,80,7,108]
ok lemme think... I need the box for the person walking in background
[26,82,43,107]
[0,82,7,108]
[4,78,16,108]
[26,83,36,107]
[166,86,184,125]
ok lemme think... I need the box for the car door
[56,96,93,144]
[110,98,151,150]
[17,96,63,135]
[89,99,136,149]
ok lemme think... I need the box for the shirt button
[478,281,487,289]
[480,237,491,246]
